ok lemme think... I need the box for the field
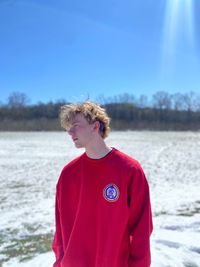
[0,131,200,267]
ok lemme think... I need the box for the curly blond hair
[60,101,111,139]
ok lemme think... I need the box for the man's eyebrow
[71,120,80,125]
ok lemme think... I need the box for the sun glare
[161,0,195,76]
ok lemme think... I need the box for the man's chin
[74,142,83,148]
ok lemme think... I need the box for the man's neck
[85,141,112,159]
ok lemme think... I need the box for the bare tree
[117,93,135,104]
[195,95,200,111]
[171,93,185,111]
[152,91,172,110]
[182,91,197,111]
[137,94,148,108]
[7,92,30,108]
[96,94,108,105]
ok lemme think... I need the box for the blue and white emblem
[103,184,120,202]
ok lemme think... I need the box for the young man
[52,101,153,267]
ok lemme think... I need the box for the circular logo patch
[103,184,120,202]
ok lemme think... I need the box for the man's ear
[93,121,100,133]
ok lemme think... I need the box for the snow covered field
[0,131,200,267]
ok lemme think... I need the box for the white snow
[0,131,200,267]
[2,252,54,267]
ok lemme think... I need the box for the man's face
[68,113,95,148]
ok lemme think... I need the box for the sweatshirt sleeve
[128,166,153,267]
[52,185,64,267]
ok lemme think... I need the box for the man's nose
[68,126,73,135]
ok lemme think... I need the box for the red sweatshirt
[52,148,153,267]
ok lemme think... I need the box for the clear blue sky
[0,0,200,104]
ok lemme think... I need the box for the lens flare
[161,0,195,77]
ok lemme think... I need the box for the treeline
[0,91,200,131]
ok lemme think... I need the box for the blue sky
[0,0,200,104]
